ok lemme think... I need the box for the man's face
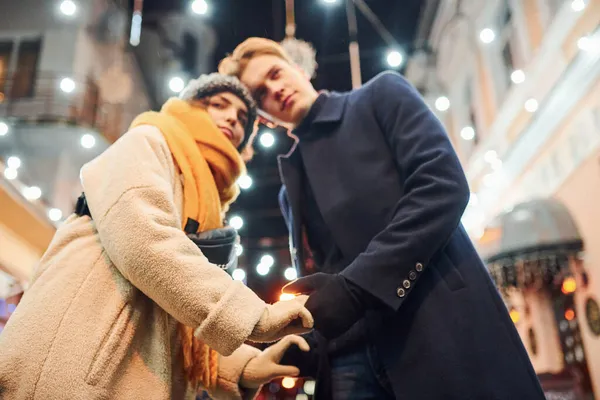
[240,54,318,126]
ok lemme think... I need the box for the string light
[281,377,296,389]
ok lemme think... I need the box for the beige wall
[0,180,55,283]
[555,149,600,396]
[0,223,42,283]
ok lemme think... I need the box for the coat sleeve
[340,72,470,311]
[80,125,266,356]
[207,344,262,400]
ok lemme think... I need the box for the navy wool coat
[277,72,545,399]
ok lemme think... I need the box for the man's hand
[240,335,310,389]
[283,273,365,340]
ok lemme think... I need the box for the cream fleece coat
[0,125,268,400]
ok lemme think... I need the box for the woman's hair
[218,37,294,78]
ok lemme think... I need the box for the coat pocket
[434,251,466,291]
[84,301,135,386]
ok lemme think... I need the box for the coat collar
[311,91,347,124]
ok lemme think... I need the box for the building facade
[406,0,600,397]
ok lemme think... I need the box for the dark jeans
[330,342,395,400]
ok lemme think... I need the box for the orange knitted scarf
[129,98,245,391]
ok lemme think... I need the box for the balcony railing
[0,70,139,143]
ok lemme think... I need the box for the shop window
[10,38,42,99]
[528,327,538,355]
[0,41,13,99]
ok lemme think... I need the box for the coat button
[397,287,406,298]
[409,271,417,280]
[403,279,411,289]
[416,262,424,272]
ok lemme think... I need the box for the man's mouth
[281,93,295,112]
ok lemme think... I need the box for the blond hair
[218,37,294,78]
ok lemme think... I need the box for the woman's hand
[249,295,313,343]
[240,335,310,389]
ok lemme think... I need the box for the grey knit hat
[179,73,257,149]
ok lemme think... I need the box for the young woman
[0,73,313,399]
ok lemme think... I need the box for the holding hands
[283,273,367,340]
[249,295,314,343]
[240,335,310,388]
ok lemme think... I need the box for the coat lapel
[277,142,305,271]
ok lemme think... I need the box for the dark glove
[283,273,365,340]
[278,332,320,378]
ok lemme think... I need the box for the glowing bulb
[256,262,270,276]
[435,96,450,111]
[3,168,17,180]
[280,293,296,301]
[191,0,208,15]
[524,98,538,113]
[24,186,42,200]
[281,377,296,389]
[238,174,253,190]
[229,215,244,230]
[571,0,586,12]
[510,309,521,323]
[60,78,76,93]
[303,380,316,395]
[386,50,403,68]
[565,309,575,321]
[7,156,21,169]
[260,254,274,268]
[59,0,77,16]
[284,267,297,281]
[48,208,63,222]
[235,243,243,256]
[561,277,577,294]
[232,268,246,281]
[484,150,498,163]
[259,131,275,148]
[0,121,8,136]
[460,126,475,140]
[169,77,185,93]
[479,28,496,44]
[80,133,96,149]
[511,69,525,84]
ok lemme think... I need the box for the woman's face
[205,92,249,148]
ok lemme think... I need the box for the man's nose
[267,82,285,101]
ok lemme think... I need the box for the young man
[219,38,546,400]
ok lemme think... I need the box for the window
[502,41,515,85]
[499,1,519,90]
[0,41,13,98]
[10,38,42,99]
[465,81,480,144]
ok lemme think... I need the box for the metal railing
[0,70,139,143]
